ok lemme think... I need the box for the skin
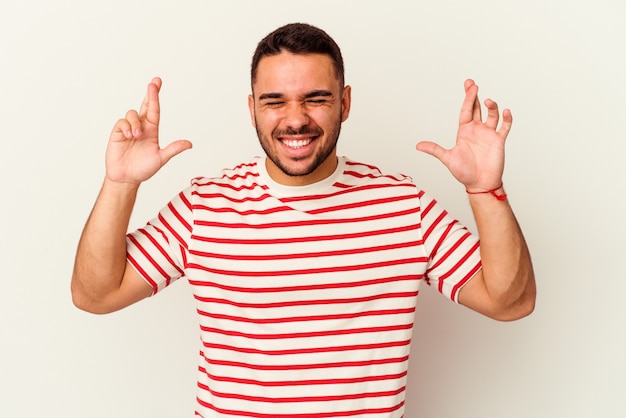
[248,52,351,186]
[72,53,535,320]
[416,79,535,320]
[71,78,191,313]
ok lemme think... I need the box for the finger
[144,80,161,127]
[416,140,448,163]
[151,76,162,90]
[459,81,480,125]
[464,79,483,122]
[472,90,482,122]
[484,98,500,130]
[139,77,162,119]
[159,139,193,165]
[497,108,513,139]
[472,84,483,122]
[125,110,143,137]
[138,84,150,118]
[112,118,133,139]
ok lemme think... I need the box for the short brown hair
[250,23,345,88]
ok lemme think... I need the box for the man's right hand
[105,77,192,185]
[72,78,192,314]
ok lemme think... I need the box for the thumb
[160,139,193,165]
[416,140,447,162]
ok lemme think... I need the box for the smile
[281,138,314,149]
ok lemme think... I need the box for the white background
[1,1,625,417]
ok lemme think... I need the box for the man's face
[248,51,351,186]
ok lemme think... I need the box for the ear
[340,85,352,122]
[247,94,256,127]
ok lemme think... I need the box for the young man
[72,23,535,417]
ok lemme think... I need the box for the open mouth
[281,137,314,149]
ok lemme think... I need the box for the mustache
[273,126,323,137]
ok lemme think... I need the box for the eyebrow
[304,90,333,99]
[258,90,334,101]
[258,92,283,101]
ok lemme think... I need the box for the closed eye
[306,99,328,104]
[258,92,285,108]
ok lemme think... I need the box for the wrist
[102,177,141,194]
[466,183,507,201]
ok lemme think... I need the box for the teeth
[283,138,312,149]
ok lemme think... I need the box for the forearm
[467,188,536,319]
[71,179,139,310]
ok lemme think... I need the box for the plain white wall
[1,1,624,417]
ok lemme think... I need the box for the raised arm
[416,79,535,321]
[71,77,192,314]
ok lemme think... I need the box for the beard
[256,122,342,178]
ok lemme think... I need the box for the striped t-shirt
[127,156,481,417]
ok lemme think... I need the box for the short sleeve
[419,192,481,302]
[126,187,194,295]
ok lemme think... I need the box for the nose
[283,102,310,130]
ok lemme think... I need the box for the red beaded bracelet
[466,183,508,201]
